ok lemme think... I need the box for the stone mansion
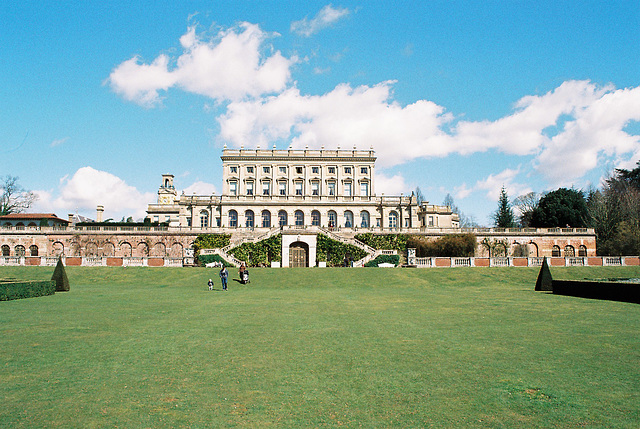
[146,147,459,232]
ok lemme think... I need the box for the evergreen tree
[493,186,515,228]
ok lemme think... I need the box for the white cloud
[51,137,69,147]
[375,172,407,196]
[291,5,350,37]
[217,78,640,188]
[454,183,472,200]
[32,167,153,220]
[473,168,532,201]
[107,23,295,106]
[182,181,217,195]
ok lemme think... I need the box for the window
[328,166,336,174]
[361,167,368,174]
[187,217,192,227]
[230,166,237,173]
[229,181,237,196]
[199,210,209,228]
[328,182,336,196]
[15,245,25,257]
[552,245,561,257]
[328,210,337,228]
[295,166,303,174]
[295,210,304,226]
[247,166,254,173]
[564,245,575,257]
[1,245,10,256]
[279,166,287,174]
[262,210,271,228]
[245,210,254,228]
[428,216,434,227]
[279,182,286,196]
[344,211,354,228]
[360,182,369,196]
[311,210,321,226]
[263,166,270,173]
[295,181,303,195]
[360,211,370,228]
[312,166,319,174]
[388,211,398,228]
[344,166,352,174]
[578,245,587,257]
[344,182,352,196]
[278,210,288,227]
[229,210,238,228]
[262,181,270,195]
[311,181,319,196]
[246,181,254,196]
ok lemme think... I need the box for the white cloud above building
[290,5,350,37]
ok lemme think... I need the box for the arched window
[278,210,288,227]
[228,210,238,228]
[564,245,575,257]
[388,211,398,228]
[551,245,561,257]
[311,210,321,226]
[15,245,25,257]
[295,210,304,226]
[328,210,337,228]
[261,210,271,228]
[199,210,209,228]
[360,211,370,228]
[1,244,10,256]
[29,245,38,257]
[578,245,587,257]
[245,210,254,228]
[344,210,354,228]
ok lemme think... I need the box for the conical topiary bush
[51,258,70,292]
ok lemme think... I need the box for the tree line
[490,162,640,256]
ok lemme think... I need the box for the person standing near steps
[219,266,228,291]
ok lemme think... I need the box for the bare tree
[513,191,541,227]
[0,176,38,216]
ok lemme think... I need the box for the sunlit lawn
[1,265,639,428]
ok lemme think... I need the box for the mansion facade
[146,148,459,232]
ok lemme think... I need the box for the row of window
[195,209,401,229]
[1,244,38,257]
[229,165,369,175]
[229,180,369,197]
[552,245,587,257]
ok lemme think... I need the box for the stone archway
[289,241,309,267]
[281,233,317,267]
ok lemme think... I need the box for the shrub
[317,234,368,267]
[364,254,400,267]
[193,234,232,265]
[0,280,56,301]
[407,234,477,257]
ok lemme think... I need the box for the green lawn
[1,266,639,428]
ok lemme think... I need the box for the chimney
[68,214,74,223]
[96,205,104,223]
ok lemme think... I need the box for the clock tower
[157,174,177,205]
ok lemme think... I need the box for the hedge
[193,234,232,264]
[406,234,477,257]
[0,280,56,301]
[364,254,400,267]
[317,234,368,267]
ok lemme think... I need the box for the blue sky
[1,1,639,224]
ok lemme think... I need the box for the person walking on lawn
[219,266,228,291]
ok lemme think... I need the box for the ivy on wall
[317,234,368,267]
[228,234,282,267]
[354,233,409,253]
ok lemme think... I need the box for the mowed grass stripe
[1,266,639,428]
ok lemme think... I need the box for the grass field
[1,265,639,428]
